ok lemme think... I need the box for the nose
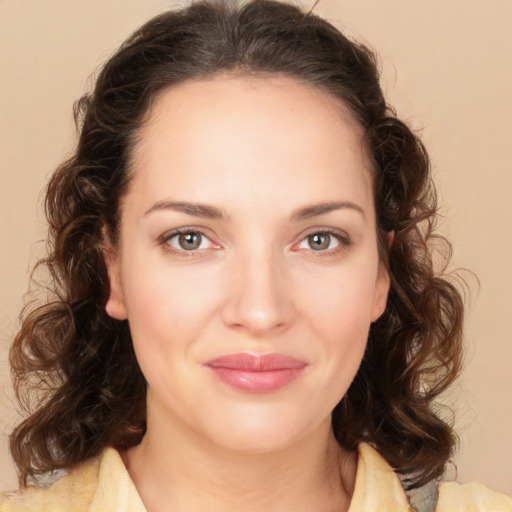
[221,249,296,336]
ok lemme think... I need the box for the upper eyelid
[295,226,350,242]
[159,226,214,241]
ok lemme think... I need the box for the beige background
[1,0,511,495]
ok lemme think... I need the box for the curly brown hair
[10,0,463,489]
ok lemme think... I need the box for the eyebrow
[144,199,365,222]
[291,201,366,221]
[144,200,228,220]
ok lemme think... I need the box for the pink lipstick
[204,353,307,393]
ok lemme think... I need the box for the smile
[204,353,307,393]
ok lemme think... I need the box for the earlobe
[102,237,128,321]
[370,264,391,322]
[370,231,394,321]
[105,294,128,320]
[387,230,395,248]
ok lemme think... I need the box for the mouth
[204,353,307,393]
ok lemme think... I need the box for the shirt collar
[88,443,411,512]
[88,448,147,512]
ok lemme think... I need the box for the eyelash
[158,228,217,257]
[294,228,351,257]
[158,227,351,257]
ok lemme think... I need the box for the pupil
[179,232,201,250]
[309,233,329,250]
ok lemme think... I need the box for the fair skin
[105,75,390,512]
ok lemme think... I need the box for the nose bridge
[222,242,294,334]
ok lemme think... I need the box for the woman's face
[105,75,389,453]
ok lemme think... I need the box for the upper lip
[205,353,307,371]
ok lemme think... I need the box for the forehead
[128,75,374,215]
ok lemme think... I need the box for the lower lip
[207,367,305,393]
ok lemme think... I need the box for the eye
[295,230,349,253]
[164,230,214,252]
[305,233,337,251]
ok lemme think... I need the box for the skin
[105,75,390,512]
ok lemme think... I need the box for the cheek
[120,253,223,357]
[295,257,379,371]
[300,259,380,328]
[120,262,224,403]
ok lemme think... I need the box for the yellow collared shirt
[2,443,511,511]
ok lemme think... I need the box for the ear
[370,231,394,322]
[102,235,128,320]
[370,263,391,322]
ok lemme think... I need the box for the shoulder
[352,443,512,512]
[0,448,146,512]
[437,481,512,512]
[0,453,102,512]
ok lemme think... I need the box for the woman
[2,1,511,511]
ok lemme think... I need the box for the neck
[123,404,357,512]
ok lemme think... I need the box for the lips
[204,353,307,393]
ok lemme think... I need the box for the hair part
[10,0,463,488]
